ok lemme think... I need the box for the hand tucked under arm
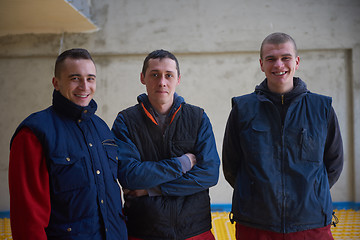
[123,189,149,198]
[146,153,197,197]
[177,153,197,173]
[159,112,220,196]
[113,114,186,190]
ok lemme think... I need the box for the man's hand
[123,189,148,197]
[185,153,197,168]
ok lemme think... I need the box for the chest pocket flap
[49,153,89,193]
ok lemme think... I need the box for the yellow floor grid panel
[211,210,360,240]
[0,218,11,240]
[1,210,359,240]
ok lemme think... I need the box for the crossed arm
[112,112,220,197]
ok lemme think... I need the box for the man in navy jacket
[222,32,343,240]
[9,48,128,240]
[112,49,220,240]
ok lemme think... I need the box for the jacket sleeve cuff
[177,154,191,173]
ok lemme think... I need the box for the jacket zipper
[281,125,286,233]
[281,94,286,233]
[142,102,181,238]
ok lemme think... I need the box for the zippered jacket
[10,90,128,239]
[112,93,220,239]
[222,78,343,233]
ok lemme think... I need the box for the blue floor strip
[0,211,10,218]
[333,202,360,210]
[211,202,360,212]
[1,202,359,217]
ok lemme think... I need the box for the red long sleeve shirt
[9,127,51,240]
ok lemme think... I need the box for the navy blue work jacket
[11,90,128,240]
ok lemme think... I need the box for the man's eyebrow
[265,53,293,59]
[68,73,81,78]
[67,73,96,77]
[149,69,175,72]
[149,70,175,74]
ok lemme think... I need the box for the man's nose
[274,59,284,68]
[79,78,87,89]
[159,75,166,86]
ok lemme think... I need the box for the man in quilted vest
[223,32,343,240]
[112,49,220,240]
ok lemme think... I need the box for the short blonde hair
[260,32,297,59]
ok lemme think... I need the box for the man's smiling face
[52,58,96,107]
[260,41,300,94]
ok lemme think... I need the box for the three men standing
[9,33,343,240]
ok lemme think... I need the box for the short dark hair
[260,32,298,59]
[141,49,180,77]
[54,48,94,78]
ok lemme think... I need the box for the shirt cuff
[177,154,191,173]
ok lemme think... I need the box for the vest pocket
[299,128,322,163]
[49,154,89,193]
[249,124,272,163]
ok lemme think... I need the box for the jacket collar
[255,77,309,105]
[52,90,97,121]
[137,93,184,125]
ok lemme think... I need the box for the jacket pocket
[299,128,322,163]
[249,124,272,164]
[49,154,89,193]
[103,139,119,179]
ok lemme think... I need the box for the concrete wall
[0,0,359,211]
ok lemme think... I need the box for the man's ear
[140,73,145,85]
[259,58,265,72]
[52,77,59,90]
[295,56,300,70]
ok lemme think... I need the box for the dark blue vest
[11,91,127,240]
[121,103,212,239]
[231,91,333,233]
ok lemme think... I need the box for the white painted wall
[0,0,359,211]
